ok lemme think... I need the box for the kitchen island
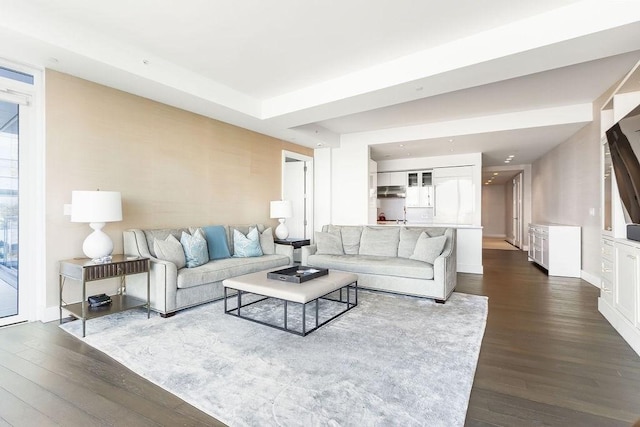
[373,222,483,274]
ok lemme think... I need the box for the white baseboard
[458,264,483,274]
[599,297,640,357]
[581,270,601,288]
[40,305,64,323]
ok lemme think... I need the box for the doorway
[282,151,313,239]
[509,172,523,249]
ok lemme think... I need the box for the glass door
[0,64,34,327]
[0,98,19,322]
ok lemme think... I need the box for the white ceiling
[1,0,640,167]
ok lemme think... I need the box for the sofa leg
[160,312,176,318]
[435,299,445,304]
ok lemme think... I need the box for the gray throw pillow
[260,227,275,255]
[315,231,344,255]
[154,234,186,269]
[409,232,447,264]
[334,225,363,255]
[358,226,400,257]
[398,227,428,258]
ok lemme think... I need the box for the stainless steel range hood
[377,185,406,198]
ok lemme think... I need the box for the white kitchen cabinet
[527,223,581,277]
[601,237,616,306]
[406,171,433,207]
[377,172,406,187]
[615,241,638,324]
[432,166,474,224]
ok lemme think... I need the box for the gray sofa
[301,225,456,302]
[123,224,293,316]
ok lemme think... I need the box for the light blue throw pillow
[202,225,231,260]
[233,228,263,257]
[180,229,209,268]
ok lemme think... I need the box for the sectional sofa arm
[301,245,317,265]
[275,243,295,264]
[123,229,179,313]
[433,230,457,298]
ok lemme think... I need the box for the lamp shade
[71,191,122,223]
[270,200,292,219]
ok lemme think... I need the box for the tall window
[0,63,36,325]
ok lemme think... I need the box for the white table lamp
[270,200,293,239]
[71,190,122,260]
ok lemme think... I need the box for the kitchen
[376,167,475,226]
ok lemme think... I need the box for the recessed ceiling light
[504,160,510,163]
[142,59,150,65]
[316,143,323,147]
[493,173,499,176]
[449,139,454,143]
[399,144,405,148]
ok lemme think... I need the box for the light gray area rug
[61,291,488,426]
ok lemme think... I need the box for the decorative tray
[267,266,329,283]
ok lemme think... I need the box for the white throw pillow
[153,234,186,269]
[409,232,447,264]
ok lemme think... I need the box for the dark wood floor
[0,249,639,426]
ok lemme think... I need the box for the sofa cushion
[153,234,186,269]
[398,227,427,258]
[260,227,275,255]
[202,225,231,260]
[328,225,362,254]
[180,230,209,268]
[359,226,400,257]
[410,232,447,264]
[315,231,344,255]
[307,254,434,280]
[144,228,189,258]
[176,254,290,289]
[233,228,263,257]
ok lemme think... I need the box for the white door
[512,173,523,248]
[282,151,313,239]
[283,160,306,239]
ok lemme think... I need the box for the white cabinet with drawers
[601,236,616,306]
[527,223,581,277]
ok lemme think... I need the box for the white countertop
[375,221,482,229]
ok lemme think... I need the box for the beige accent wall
[531,87,616,280]
[45,70,312,308]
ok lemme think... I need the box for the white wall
[314,148,332,233]
[482,184,507,237]
[531,96,611,282]
[328,141,370,225]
